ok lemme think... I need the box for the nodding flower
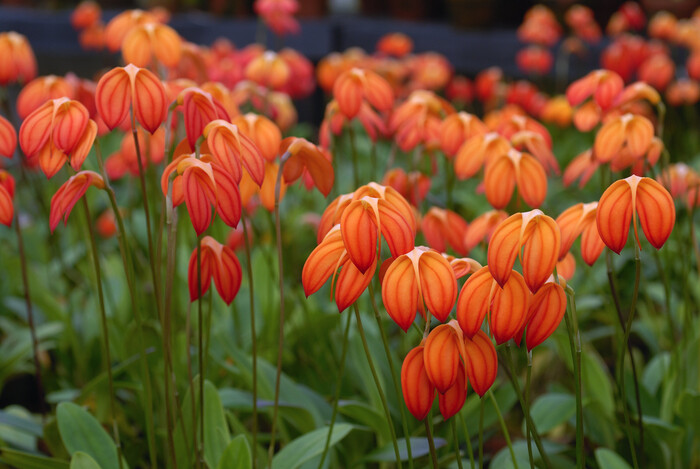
[389,90,453,152]
[232,113,281,162]
[0,115,17,159]
[16,75,74,120]
[122,22,183,69]
[566,69,624,111]
[440,112,488,158]
[517,277,567,351]
[95,64,167,134]
[381,168,431,207]
[381,246,458,331]
[49,171,105,232]
[19,98,97,178]
[594,113,654,163]
[423,321,466,394]
[484,148,548,209]
[244,51,291,91]
[279,137,335,197]
[556,202,605,266]
[463,210,508,253]
[487,210,561,293]
[420,207,469,256]
[376,32,413,58]
[188,236,242,305]
[454,132,510,180]
[203,119,265,186]
[333,68,394,119]
[456,265,530,344]
[104,9,160,52]
[179,88,231,150]
[0,170,15,226]
[0,32,37,86]
[597,175,675,254]
[401,344,435,421]
[463,329,498,397]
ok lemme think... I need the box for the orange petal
[515,152,547,208]
[594,117,625,163]
[377,198,415,258]
[213,244,242,305]
[95,67,131,130]
[463,330,497,397]
[333,71,362,119]
[438,365,467,420]
[484,154,516,209]
[0,185,14,226]
[19,99,55,157]
[525,282,567,351]
[0,115,16,158]
[302,227,346,297]
[596,179,633,254]
[521,214,560,293]
[419,250,458,323]
[489,270,530,344]
[382,255,420,332]
[335,256,376,312]
[636,177,675,249]
[624,115,654,159]
[341,199,378,273]
[401,346,435,421]
[183,165,216,236]
[188,243,214,301]
[424,324,462,393]
[211,163,242,228]
[581,219,605,265]
[69,119,97,171]
[52,100,89,153]
[487,213,524,287]
[456,266,493,338]
[131,66,167,133]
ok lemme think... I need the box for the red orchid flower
[203,119,265,186]
[484,149,547,209]
[49,171,105,232]
[280,137,334,197]
[0,169,15,226]
[420,207,469,256]
[333,68,394,119]
[188,236,242,305]
[122,22,182,69]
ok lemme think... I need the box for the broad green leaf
[271,423,354,469]
[0,406,38,451]
[595,448,633,469]
[524,393,575,435]
[56,402,127,469]
[582,401,617,447]
[365,437,447,462]
[217,435,251,469]
[70,452,102,469]
[204,380,231,469]
[581,352,614,416]
[337,400,390,441]
[675,390,700,434]
[0,447,69,469]
[642,352,670,395]
[0,408,43,437]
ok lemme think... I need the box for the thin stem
[318,311,352,469]
[458,412,475,469]
[241,214,258,469]
[186,302,200,469]
[489,390,518,469]
[368,283,413,467]
[425,417,439,469]
[197,235,205,464]
[347,124,360,188]
[501,348,552,469]
[81,199,125,469]
[478,399,484,469]
[353,304,402,468]
[525,351,534,469]
[269,152,291,464]
[130,111,162,321]
[563,290,584,469]
[451,417,464,469]
[95,140,158,468]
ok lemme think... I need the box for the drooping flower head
[188,236,243,305]
[49,171,105,232]
[0,32,37,86]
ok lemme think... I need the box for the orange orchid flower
[518,278,567,351]
[463,330,498,397]
[444,255,482,280]
[439,364,467,420]
[19,98,97,178]
[96,210,116,238]
[104,9,159,52]
[71,1,101,30]
[510,130,559,175]
[594,113,654,163]
[484,149,547,209]
[200,82,239,121]
[487,210,561,293]
[456,266,530,344]
[232,113,281,162]
[556,252,576,281]
[474,67,503,104]
[280,137,334,197]
[613,82,661,109]
[563,149,599,189]
[95,64,167,134]
[440,112,488,158]
[16,75,74,120]
[666,79,700,107]
[122,22,182,68]
[423,321,467,394]
[597,175,675,254]
[453,132,511,180]
[556,202,605,266]
[321,100,387,146]
[401,344,435,421]
[244,51,291,90]
[382,168,431,207]
[463,210,508,253]
[376,32,413,58]
[203,119,265,186]
[0,170,15,226]
[258,161,287,212]
[572,100,601,132]
[179,88,231,149]
[566,69,624,111]
[0,32,37,86]
[0,115,17,159]
[381,246,458,331]
[420,207,469,256]
[658,163,699,201]
[389,90,453,152]
[333,68,394,119]
[188,236,242,305]
[540,95,573,127]
[49,171,105,232]
[302,225,376,312]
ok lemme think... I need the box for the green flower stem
[241,214,259,469]
[458,411,476,469]
[196,235,205,465]
[478,399,484,469]
[489,390,518,469]
[318,311,352,469]
[564,287,584,469]
[425,416,439,469]
[95,139,158,468]
[269,151,291,465]
[81,199,125,469]
[353,304,402,468]
[451,417,464,469]
[525,351,533,469]
[368,282,413,467]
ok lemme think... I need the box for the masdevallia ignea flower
[179,88,231,150]
[463,329,498,397]
[520,276,567,351]
[566,69,624,111]
[0,170,15,226]
[420,207,469,256]
[453,132,510,180]
[593,113,654,163]
[203,119,265,186]
[122,22,182,69]
[332,67,394,119]
[487,210,561,293]
[0,32,37,86]
[188,236,242,305]
[49,171,105,232]
[423,320,466,394]
[463,209,508,253]
[597,175,675,254]
[279,137,334,197]
[484,148,548,210]
[556,202,605,265]
[401,344,435,421]
[231,113,281,162]
[439,112,488,158]
[380,246,458,331]
[16,75,74,120]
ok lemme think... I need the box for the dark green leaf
[271,423,354,469]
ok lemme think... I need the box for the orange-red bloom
[440,112,488,158]
[556,202,605,266]
[487,210,561,293]
[188,236,242,304]
[244,51,291,90]
[463,330,497,397]
[203,119,265,186]
[95,64,167,134]
[49,171,105,232]
[0,32,37,86]
[484,149,547,209]
[381,247,458,331]
[401,345,435,421]
[382,168,431,207]
[376,32,413,58]
[423,321,467,394]
[594,113,654,163]
[333,68,394,119]
[71,1,101,30]
[521,279,567,351]
[389,90,453,152]
[0,169,15,226]
[16,75,74,120]
[463,210,508,253]
[454,132,510,180]
[563,149,599,189]
[280,137,334,197]
[231,113,281,162]
[0,115,16,159]
[421,207,469,255]
[596,175,675,253]
[567,69,624,111]
[122,22,182,68]
[104,9,160,52]
[179,88,231,149]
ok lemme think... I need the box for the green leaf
[0,447,69,469]
[337,400,390,441]
[581,352,614,416]
[204,381,231,469]
[524,393,575,435]
[271,424,354,469]
[365,437,447,462]
[595,448,633,469]
[675,390,700,434]
[217,435,251,469]
[70,452,102,469]
[56,402,127,469]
